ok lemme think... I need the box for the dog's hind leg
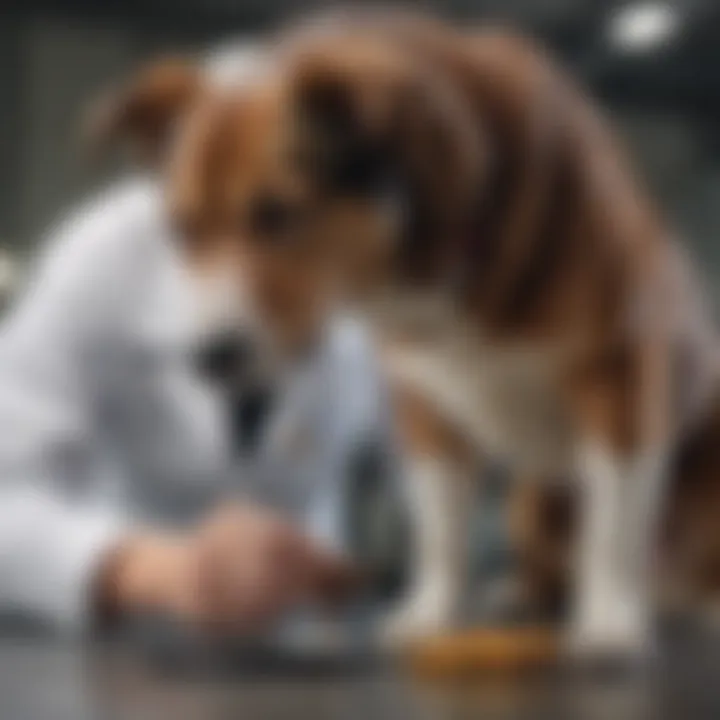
[566,340,672,660]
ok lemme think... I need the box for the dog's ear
[292,56,397,198]
[84,57,203,165]
[292,46,483,279]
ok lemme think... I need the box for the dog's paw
[566,625,647,662]
[565,599,652,670]
[379,592,456,650]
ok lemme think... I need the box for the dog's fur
[272,14,720,654]
[94,12,720,656]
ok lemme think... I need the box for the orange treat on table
[406,626,560,680]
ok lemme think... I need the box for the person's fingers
[305,546,366,606]
[258,528,365,607]
[187,504,367,633]
[191,521,262,631]
[191,534,292,632]
[165,540,209,623]
[233,566,292,632]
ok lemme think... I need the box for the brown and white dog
[95,12,720,658]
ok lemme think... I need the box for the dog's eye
[247,195,302,242]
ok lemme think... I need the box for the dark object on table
[124,612,385,679]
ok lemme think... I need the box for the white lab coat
[0,176,396,632]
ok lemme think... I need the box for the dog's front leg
[381,456,473,646]
[381,383,475,647]
[568,342,671,660]
[570,443,667,658]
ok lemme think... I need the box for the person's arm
[0,184,360,633]
[0,187,151,631]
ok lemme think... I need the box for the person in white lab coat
[0,44,401,636]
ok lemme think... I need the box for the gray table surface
[1,624,720,720]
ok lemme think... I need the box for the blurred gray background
[0,0,719,303]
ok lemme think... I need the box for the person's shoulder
[44,175,165,262]
[85,174,162,227]
[12,175,171,331]
[27,175,171,302]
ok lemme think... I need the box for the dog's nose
[194,331,255,384]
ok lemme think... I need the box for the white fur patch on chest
[384,330,575,474]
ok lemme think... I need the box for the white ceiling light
[609,2,680,53]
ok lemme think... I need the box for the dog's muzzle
[193,330,257,386]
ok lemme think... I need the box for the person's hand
[96,503,361,634]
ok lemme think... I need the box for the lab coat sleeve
[346,373,411,588]
[320,318,409,568]
[0,191,148,632]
